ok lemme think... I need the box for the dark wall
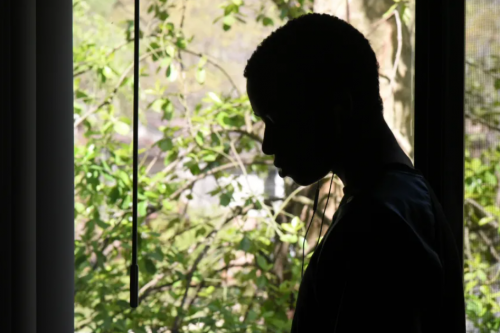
[3,1,75,332]
[0,0,12,332]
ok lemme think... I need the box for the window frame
[3,0,466,331]
[414,0,465,274]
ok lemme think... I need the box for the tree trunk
[314,0,415,159]
[286,0,416,248]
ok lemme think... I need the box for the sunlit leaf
[114,121,130,135]
[196,68,206,84]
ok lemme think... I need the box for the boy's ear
[332,93,352,117]
[341,93,353,114]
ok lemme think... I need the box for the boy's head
[244,13,385,186]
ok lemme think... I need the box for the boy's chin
[287,169,332,187]
[288,173,320,187]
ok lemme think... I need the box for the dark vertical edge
[0,0,13,332]
[10,1,37,333]
[414,0,465,275]
[36,2,75,333]
[444,0,465,280]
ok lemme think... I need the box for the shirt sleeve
[315,200,437,333]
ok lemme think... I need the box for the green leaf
[176,37,187,49]
[220,192,232,206]
[144,191,159,199]
[114,121,130,135]
[216,111,230,127]
[478,216,495,226]
[281,223,296,234]
[470,158,481,170]
[144,258,157,275]
[195,131,205,145]
[279,234,298,243]
[484,171,497,185]
[164,150,178,166]
[223,15,236,27]
[479,285,490,296]
[186,160,201,175]
[262,17,274,26]
[211,132,221,146]
[108,186,120,204]
[103,66,113,78]
[495,78,500,90]
[75,202,86,213]
[75,255,87,269]
[158,138,173,151]
[199,285,216,297]
[262,310,275,318]
[197,56,208,68]
[257,236,271,246]
[196,68,206,84]
[117,170,132,187]
[239,236,252,252]
[382,3,398,19]
[291,216,302,230]
[224,4,235,16]
[162,99,174,120]
[402,5,412,26]
[202,153,217,162]
[256,255,267,270]
[95,219,109,229]
[166,64,178,81]
[149,250,164,261]
[477,270,487,282]
[150,99,164,112]
[298,236,308,250]
[162,199,175,211]
[133,327,148,333]
[138,201,147,217]
[166,45,175,57]
[208,92,222,104]
[195,226,207,237]
[116,300,130,309]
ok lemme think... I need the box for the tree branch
[465,197,500,230]
[74,50,156,128]
[466,112,500,133]
[389,9,403,95]
[366,11,395,37]
[478,230,500,263]
[180,47,242,97]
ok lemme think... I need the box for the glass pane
[465,1,500,331]
[73,1,415,332]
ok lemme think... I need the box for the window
[464,1,500,331]
[73,1,419,332]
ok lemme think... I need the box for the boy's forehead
[247,78,299,124]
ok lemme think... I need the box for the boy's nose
[262,127,275,156]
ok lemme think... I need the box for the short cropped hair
[244,13,383,117]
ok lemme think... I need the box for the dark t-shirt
[290,163,465,333]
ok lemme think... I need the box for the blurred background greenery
[73,0,500,332]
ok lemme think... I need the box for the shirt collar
[341,162,419,198]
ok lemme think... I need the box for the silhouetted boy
[244,13,465,333]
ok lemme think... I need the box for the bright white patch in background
[187,167,285,219]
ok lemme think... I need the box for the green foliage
[464,53,500,332]
[73,1,499,332]
[73,1,304,332]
